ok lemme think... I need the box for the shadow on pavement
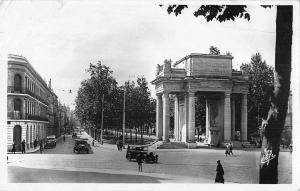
[8,166,167,183]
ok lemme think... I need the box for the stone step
[158,142,187,149]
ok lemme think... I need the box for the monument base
[186,142,197,149]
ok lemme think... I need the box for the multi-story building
[47,80,60,137]
[7,54,50,151]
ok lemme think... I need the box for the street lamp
[100,94,104,145]
[100,83,113,145]
[122,87,126,148]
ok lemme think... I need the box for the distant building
[47,79,60,137]
[7,54,50,151]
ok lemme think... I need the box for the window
[14,74,22,92]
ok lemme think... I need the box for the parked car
[44,135,56,149]
[126,145,158,163]
[73,138,90,154]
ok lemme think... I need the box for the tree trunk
[259,6,292,184]
[135,127,138,143]
[141,125,144,145]
[130,128,132,143]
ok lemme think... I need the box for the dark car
[73,138,90,154]
[44,135,56,149]
[126,145,158,163]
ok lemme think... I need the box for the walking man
[39,140,43,154]
[225,143,229,157]
[229,142,234,156]
[63,135,66,142]
[215,160,224,184]
[92,139,95,147]
[21,140,26,154]
[137,153,144,172]
[11,142,16,154]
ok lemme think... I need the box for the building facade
[7,54,50,151]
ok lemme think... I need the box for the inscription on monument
[191,57,231,76]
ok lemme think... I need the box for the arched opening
[13,99,22,119]
[14,74,22,92]
[13,125,22,151]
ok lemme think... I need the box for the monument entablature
[152,53,249,148]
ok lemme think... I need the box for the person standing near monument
[21,140,26,154]
[215,160,224,183]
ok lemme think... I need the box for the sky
[0,1,278,110]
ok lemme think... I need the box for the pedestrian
[34,139,37,148]
[215,160,224,184]
[63,135,66,142]
[225,143,229,157]
[229,142,234,156]
[119,141,123,151]
[136,153,144,172]
[11,142,16,154]
[39,140,43,154]
[116,139,120,151]
[92,139,95,147]
[21,140,26,154]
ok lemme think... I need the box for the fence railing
[8,111,48,122]
[7,86,49,106]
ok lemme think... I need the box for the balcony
[8,111,49,122]
[7,86,49,106]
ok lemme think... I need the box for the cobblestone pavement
[7,133,292,183]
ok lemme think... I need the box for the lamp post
[100,94,104,145]
[122,88,126,147]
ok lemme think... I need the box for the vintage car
[44,135,56,149]
[126,145,158,163]
[73,138,90,154]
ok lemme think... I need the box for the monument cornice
[173,53,233,67]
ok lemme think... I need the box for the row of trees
[75,62,155,143]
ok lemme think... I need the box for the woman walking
[215,160,224,184]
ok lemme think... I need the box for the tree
[209,46,220,55]
[240,53,274,136]
[75,61,119,139]
[162,5,293,184]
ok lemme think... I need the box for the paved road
[7,133,292,183]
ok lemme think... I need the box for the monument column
[156,94,163,140]
[174,95,179,141]
[162,92,170,142]
[241,93,248,141]
[188,92,196,142]
[205,98,210,140]
[231,95,236,139]
[224,92,231,141]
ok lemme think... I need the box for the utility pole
[122,88,126,147]
[100,94,104,145]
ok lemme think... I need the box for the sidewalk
[7,135,64,154]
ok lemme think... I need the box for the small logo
[261,148,276,165]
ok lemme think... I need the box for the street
[7,133,292,183]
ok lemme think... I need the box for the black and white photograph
[0,0,299,190]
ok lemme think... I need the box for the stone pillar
[231,95,236,139]
[156,94,163,140]
[224,92,231,141]
[188,92,196,142]
[174,95,179,141]
[241,93,248,141]
[205,98,210,139]
[162,92,170,142]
